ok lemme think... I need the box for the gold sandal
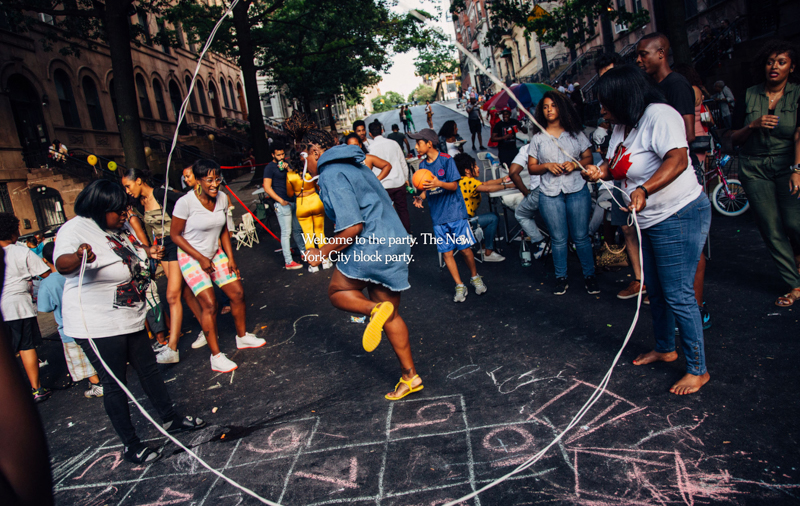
[363,302,394,352]
[385,375,424,401]
[775,288,800,308]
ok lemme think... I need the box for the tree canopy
[408,84,435,104]
[372,91,405,112]
[414,45,460,78]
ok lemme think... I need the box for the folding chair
[242,213,260,246]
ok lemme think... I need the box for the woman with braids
[731,40,800,307]
[121,167,205,363]
[303,129,423,401]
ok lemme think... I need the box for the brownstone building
[0,10,248,235]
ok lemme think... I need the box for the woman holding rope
[54,180,206,464]
[171,159,265,373]
[121,167,206,363]
[583,65,711,395]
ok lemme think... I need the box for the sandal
[385,375,424,401]
[123,443,161,464]
[363,302,394,352]
[775,288,800,307]
[221,305,231,315]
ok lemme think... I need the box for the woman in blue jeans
[527,91,595,295]
[584,65,712,395]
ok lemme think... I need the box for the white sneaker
[308,265,320,273]
[210,353,237,373]
[470,275,488,295]
[236,332,266,349]
[156,347,179,364]
[483,252,506,262]
[84,384,104,398]
[454,284,467,303]
[322,257,333,269]
[191,331,207,349]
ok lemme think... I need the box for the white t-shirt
[511,144,540,191]
[366,135,409,190]
[607,103,701,229]
[54,217,151,338]
[446,142,461,158]
[1,243,49,320]
[173,190,229,258]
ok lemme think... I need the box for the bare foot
[385,375,423,400]
[632,350,678,366]
[670,372,710,395]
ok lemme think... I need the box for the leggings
[77,330,177,447]
[296,192,326,250]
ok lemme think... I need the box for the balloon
[144,147,152,156]
[87,154,98,165]
[208,134,215,141]
[107,161,117,171]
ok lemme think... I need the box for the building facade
[0,10,246,234]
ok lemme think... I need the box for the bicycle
[702,130,749,217]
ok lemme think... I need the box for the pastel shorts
[178,247,238,296]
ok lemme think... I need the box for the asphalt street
[30,123,800,505]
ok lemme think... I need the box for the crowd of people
[3,33,799,466]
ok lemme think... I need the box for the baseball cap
[407,129,438,145]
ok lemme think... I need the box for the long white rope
[77,250,281,506]
[160,0,241,242]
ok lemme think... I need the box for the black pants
[498,149,516,169]
[77,329,177,447]
[387,186,411,234]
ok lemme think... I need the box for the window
[53,69,81,128]
[587,16,596,36]
[615,0,629,33]
[263,94,274,118]
[175,22,185,48]
[0,184,13,214]
[684,0,698,18]
[228,81,237,110]
[137,11,152,46]
[82,77,106,130]
[632,0,643,12]
[196,81,209,115]
[152,79,169,120]
[526,36,532,60]
[185,76,198,112]
[109,79,118,119]
[157,19,171,54]
[135,74,153,118]
[220,77,230,108]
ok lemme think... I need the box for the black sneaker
[554,277,568,295]
[123,443,161,464]
[32,387,52,403]
[163,415,207,434]
[585,276,600,295]
[701,303,712,330]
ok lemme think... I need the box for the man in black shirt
[490,108,528,168]
[386,124,411,155]
[637,33,696,143]
[262,141,304,269]
[637,32,711,329]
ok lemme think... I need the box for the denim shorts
[433,219,476,253]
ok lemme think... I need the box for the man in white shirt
[0,213,51,402]
[557,81,567,93]
[507,144,547,258]
[367,121,411,233]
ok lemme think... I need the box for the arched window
[152,79,168,120]
[81,76,106,130]
[184,76,198,112]
[169,80,190,135]
[228,80,237,111]
[53,69,81,128]
[135,74,153,118]
[196,81,209,115]
[109,79,118,119]
[220,77,230,108]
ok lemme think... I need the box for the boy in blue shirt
[410,129,487,302]
[38,242,103,398]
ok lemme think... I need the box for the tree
[408,84,435,104]
[0,0,158,173]
[372,91,405,113]
[174,0,445,186]
[414,45,459,78]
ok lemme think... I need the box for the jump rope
[76,3,646,505]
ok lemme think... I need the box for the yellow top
[459,176,482,217]
[286,171,317,196]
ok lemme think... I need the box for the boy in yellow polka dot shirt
[454,153,513,262]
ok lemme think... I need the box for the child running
[170,159,264,373]
[37,242,103,398]
[303,130,423,401]
[410,129,488,302]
